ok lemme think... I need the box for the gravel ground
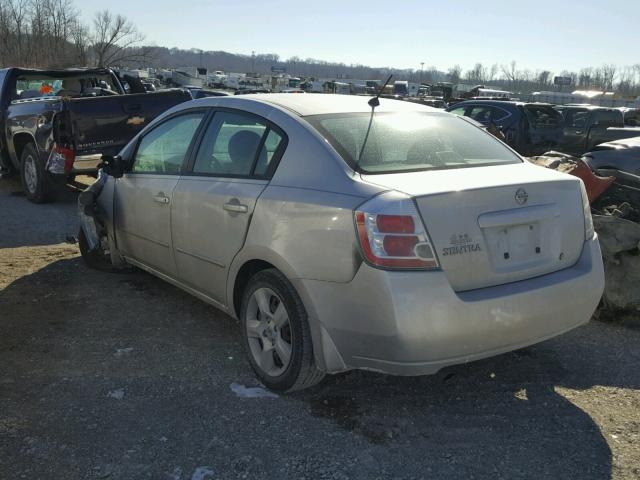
[0,176,639,480]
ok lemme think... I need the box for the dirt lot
[1,175,639,480]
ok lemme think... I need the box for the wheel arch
[227,247,345,374]
[12,132,37,165]
[228,247,300,319]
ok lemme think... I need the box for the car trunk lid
[361,162,585,291]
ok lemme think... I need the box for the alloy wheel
[245,287,293,377]
[23,155,37,194]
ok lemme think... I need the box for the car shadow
[0,175,82,248]
[1,257,632,479]
[294,340,620,478]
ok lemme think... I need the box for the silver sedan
[80,94,604,392]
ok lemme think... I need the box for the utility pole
[420,62,425,84]
[251,50,255,75]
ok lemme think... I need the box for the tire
[78,227,117,272]
[240,269,325,392]
[20,143,56,203]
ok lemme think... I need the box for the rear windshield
[524,105,563,128]
[305,112,521,174]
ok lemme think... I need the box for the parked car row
[445,100,640,157]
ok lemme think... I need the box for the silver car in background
[80,94,605,392]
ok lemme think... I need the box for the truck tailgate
[66,90,192,158]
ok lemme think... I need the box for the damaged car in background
[79,94,604,392]
[446,100,564,156]
[0,67,192,202]
[529,141,640,312]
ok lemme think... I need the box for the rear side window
[624,109,640,126]
[193,111,284,177]
[524,105,562,128]
[132,112,204,174]
[306,112,521,174]
[255,130,284,176]
[593,110,623,128]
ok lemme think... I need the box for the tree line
[1,0,639,97]
[447,61,640,96]
[0,0,149,68]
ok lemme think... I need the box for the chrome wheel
[245,287,293,377]
[23,155,38,194]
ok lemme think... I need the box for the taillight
[46,145,75,174]
[355,192,439,270]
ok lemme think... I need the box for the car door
[560,108,589,154]
[114,110,207,276]
[586,110,625,150]
[171,109,286,305]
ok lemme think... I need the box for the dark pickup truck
[0,67,191,202]
[555,105,640,156]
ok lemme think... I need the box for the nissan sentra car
[78,93,605,392]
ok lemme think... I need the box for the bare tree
[466,63,487,83]
[600,64,617,91]
[537,70,552,88]
[447,65,462,84]
[91,10,149,67]
[487,64,498,82]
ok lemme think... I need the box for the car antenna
[368,74,393,108]
[354,74,393,175]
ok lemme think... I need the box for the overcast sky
[78,0,638,73]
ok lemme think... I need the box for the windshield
[306,112,522,174]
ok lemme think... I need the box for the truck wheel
[20,143,56,203]
[78,227,117,272]
[240,269,325,392]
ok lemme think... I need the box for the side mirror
[100,154,125,178]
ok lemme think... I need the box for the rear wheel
[240,269,325,392]
[20,143,56,203]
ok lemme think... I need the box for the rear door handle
[153,192,170,204]
[223,201,248,214]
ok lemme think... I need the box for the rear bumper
[298,235,604,375]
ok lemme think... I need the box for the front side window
[524,105,562,128]
[468,106,493,123]
[132,112,204,174]
[447,106,468,117]
[306,112,522,174]
[564,109,588,129]
[193,111,283,176]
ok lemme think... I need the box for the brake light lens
[579,179,595,240]
[355,192,439,270]
[46,145,75,174]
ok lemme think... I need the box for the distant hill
[142,47,448,83]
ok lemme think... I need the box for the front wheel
[240,269,325,392]
[78,227,117,272]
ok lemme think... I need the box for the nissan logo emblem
[515,188,528,205]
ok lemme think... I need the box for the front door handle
[223,201,248,214]
[153,192,170,204]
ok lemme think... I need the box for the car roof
[202,93,440,116]
[451,100,553,108]
[561,105,619,111]
[1,67,113,76]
